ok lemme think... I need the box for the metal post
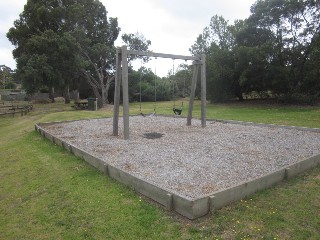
[187,63,199,126]
[121,46,130,139]
[200,54,206,127]
[113,47,121,136]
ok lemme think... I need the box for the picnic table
[73,101,88,110]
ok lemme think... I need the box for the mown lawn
[1,101,320,239]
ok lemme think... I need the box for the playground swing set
[138,57,187,117]
[113,45,206,140]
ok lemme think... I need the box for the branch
[80,69,100,89]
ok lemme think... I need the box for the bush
[5,82,16,89]
[32,98,51,104]
[277,93,319,105]
[54,97,65,103]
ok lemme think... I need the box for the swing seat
[173,107,182,115]
[140,112,156,117]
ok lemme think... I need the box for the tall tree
[14,30,80,101]
[7,0,72,100]
[191,15,245,102]
[235,23,278,96]
[7,0,120,106]
[191,0,320,102]
[122,32,151,62]
[0,65,15,89]
[67,0,120,107]
[247,0,320,97]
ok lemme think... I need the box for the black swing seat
[173,107,182,115]
[140,112,156,117]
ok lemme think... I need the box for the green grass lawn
[1,101,320,239]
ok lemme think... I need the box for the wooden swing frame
[113,45,206,140]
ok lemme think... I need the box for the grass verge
[1,101,320,239]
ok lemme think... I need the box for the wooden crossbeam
[127,50,200,61]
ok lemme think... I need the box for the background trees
[247,0,320,100]
[191,0,320,103]
[7,0,319,105]
[124,32,191,104]
[7,0,120,106]
[0,65,16,89]
[191,16,243,102]
[69,0,120,107]
[127,63,192,104]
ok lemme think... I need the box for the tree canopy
[191,0,320,103]
[7,0,120,106]
[0,65,16,89]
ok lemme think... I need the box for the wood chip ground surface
[42,116,320,199]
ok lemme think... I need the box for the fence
[0,104,33,117]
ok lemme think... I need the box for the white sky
[0,0,256,76]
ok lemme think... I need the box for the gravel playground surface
[42,116,320,200]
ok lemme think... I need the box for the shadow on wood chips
[143,132,164,139]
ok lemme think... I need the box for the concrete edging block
[211,169,285,210]
[169,195,209,219]
[285,154,320,179]
[192,197,210,219]
[38,128,54,143]
[107,164,173,209]
[52,137,63,147]
[35,120,320,220]
[43,131,54,143]
[172,195,194,219]
[70,146,106,173]
[62,141,72,152]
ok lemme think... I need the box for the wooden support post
[200,54,206,127]
[112,46,206,139]
[121,46,130,140]
[187,63,199,126]
[113,47,121,136]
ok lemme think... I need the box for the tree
[7,0,120,106]
[191,0,320,103]
[247,0,320,98]
[234,24,278,96]
[191,15,244,102]
[189,33,211,54]
[14,30,81,101]
[0,65,15,89]
[122,32,151,62]
[68,0,120,107]
[172,64,192,98]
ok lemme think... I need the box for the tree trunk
[234,80,244,101]
[97,98,103,108]
[64,86,70,104]
[100,77,106,107]
[102,77,114,106]
[91,85,102,108]
[49,87,55,103]
[73,89,80,102]
[102,85,109,105]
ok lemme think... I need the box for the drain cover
[143,132,164,139]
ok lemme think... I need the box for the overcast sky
[0,0,256,76]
